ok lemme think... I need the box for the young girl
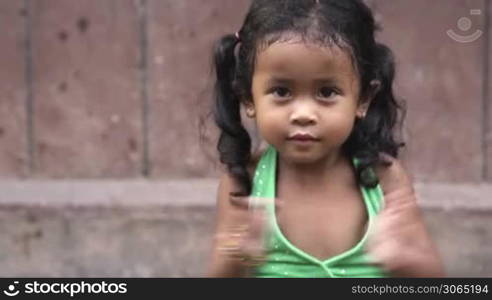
[207,0,443,278]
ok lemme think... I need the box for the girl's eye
[271,87,291,98]
[318,87,338,100]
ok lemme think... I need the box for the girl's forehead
[254,40,356,77]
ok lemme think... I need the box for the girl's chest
[275,188,368,261]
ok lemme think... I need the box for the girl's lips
[287,133,320,141]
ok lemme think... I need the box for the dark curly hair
[212,0,405,196]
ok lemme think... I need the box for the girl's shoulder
[373,152,413,196]
[246,146,267,179]
[216,146,267,202]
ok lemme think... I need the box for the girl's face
[248,39,368,164]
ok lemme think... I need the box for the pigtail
[371,43,405,155]
[213,34,253,196]
[346,42,406,188]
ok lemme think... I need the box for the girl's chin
[276,143,340,165]
[278,149,324,164]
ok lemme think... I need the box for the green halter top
[250,146,389,278]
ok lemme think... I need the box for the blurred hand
[366,155,444,277]
[215,195,272,267]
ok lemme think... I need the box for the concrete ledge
[1,180,491,209]
[0,180,491,277]
[0,179,218,208]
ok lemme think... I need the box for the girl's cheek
[322,115,356,145]
[256,118,281,139]
[255,114,285,144]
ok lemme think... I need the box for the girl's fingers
[229,195,281,211]
[239,212,268,264]
[241,208,266,248]
[217,211,267,264]
[367,237,402,270]
[369,209,424,250]
[224,195,274,267]
[229,195,250,209]
[247,212,266,247]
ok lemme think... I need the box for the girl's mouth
[287,133,321,142]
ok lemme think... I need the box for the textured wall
[0,0,28,177]
[31,0,143,178]
[0,0,490,182]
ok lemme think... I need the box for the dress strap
[352,157,385,216]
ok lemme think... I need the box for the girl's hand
[214,195,269,268]
[366,154,445,277]
[207,171,275,277]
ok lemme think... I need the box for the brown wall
[0,0,490,182]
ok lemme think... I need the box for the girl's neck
[277,149,351,192]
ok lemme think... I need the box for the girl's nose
[289,104,317,126]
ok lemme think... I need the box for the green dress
[251,145,389,278]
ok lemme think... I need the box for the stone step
[0,180,490,277]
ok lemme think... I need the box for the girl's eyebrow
[266,77,292,85]
[266,76,341,86]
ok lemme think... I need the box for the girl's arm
[206,173,266,277]
[206,173,248,277]
[369,154,445,277]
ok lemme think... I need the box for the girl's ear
[244,101,256,118]
[357,79,381,118]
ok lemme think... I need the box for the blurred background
[0,0,490,277]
